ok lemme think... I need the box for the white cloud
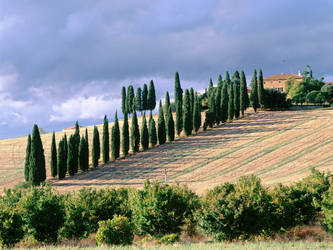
[50,95,121,122]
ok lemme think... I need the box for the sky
[0,0,333,139]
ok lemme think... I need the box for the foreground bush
[130,180,198,237]
[60,187,131,240]
[95,215,133,246]
[0,202,24,247]
[321,183,333,234]
[18,186,65,243]
[199,175,274,241]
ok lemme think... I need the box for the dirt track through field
[1,108,333,193]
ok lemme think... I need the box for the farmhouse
[263,71,303,92]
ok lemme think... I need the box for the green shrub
[0,202,24,247]
[95,215,133,246]
[130,180,197,237]
[18,186,65,243]
[199,175,274,241]
[157,233,180,245]
[321,182,333,234]
[61,187,131,239]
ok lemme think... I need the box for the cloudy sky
[0,0,332,139]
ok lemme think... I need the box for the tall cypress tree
[67,135,75,176]
[73,121,80,174]
[141,112,149,150]
[131,111,140,153]
[121,86,127,114]
[135,87,143,112]
[190,88,195,118]
[127,85,135,114]
[57,138,66,180]
[102,115,110,163]
[215,75,223,124]
[122,112,129,156]
[148,111,157,147]
[250,69,259,112]
[50,132,57,178]
[240,71,249,117]
[228,81,234,121]
[29,124,46,185]
[111,111,120,160]
[142,83,148,111]
[85,128,89,167]
[165,91,171,113]
[193,93,201,133]
[232,71,241,119]
[221,72,229,123]
[166,106,175,142]
[24,134,31,182]
[174,72,183,136]
[64,133,68,163]
[208,78,214,97]
[147,80,156,111]
[258,69,265,108]
[79,136,88,171]
[208,90,216,124]
[183,89,192,136]
[157,100,166,144]
[92,126,100,168]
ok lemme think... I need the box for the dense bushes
[321,184,333,234]
[263,89,291,110]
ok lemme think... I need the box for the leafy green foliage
[221,72,229,123]
[18,187,65,243]
[175,72,183,136]
[250,70,259,112]
[50,132,57,177]
[321,183,333,235]
[240,71,249,116]
[131,111,140,153]
[92,126,100,167]
[148,111,157,147]
[142,83,148,110]
[102,115,110,163]
[24,134,31,182]
[321,84,333,103]
[258,69,265,107]
[263,89,291,109]
[67,135,76,176]
[122,112,129,156]
[111,111,121,160]
[232,71,240,119]
[157,233,180,245]
[148,80,156,111]
[193,93,201,133]
[183,89,192,136]
[215,75,222,124]
[95,216,133,246]
[57,137,67,180]
[306,90,326,104]
[121,86,127,114]
[158,100,166,144]
[79,136,89,172]
[166,106,175,141]
[29,124,46,185]
[227,81,234,121]
[141,112,149,150]
[126,85,135,114]
[135,87,143,111]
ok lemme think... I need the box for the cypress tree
[208,78,214,97]
[29,124,46,185]
[250,69,259,112]
[122,112,129,156]
[142,83,148,111]
[157,100,166,144]
[165,91,171,113]
[57,138,66,180]
[24,134,31,182]
[174,72,183,136]
[258,69,265,108]
[92,126,100,168]
[50,132,57,177]
[215,75,223,124]
[221,72,229,123]
[228,80,234,121]
[208,90,216,124]
[166,106,175,141]
[190,88,195,118]
[141,112,149,150]
[148,111,157,147]
[121,86,127,114]
[111,111,120,160]
[127,85,135,114]
[73,121,80,173]
[64,133,68,163]
[79,136,88,171]
[183,89,192,136]
[102,115,110,163]
[232,71,241,119]
[67,135,75,176]
[147,80,156,111]
[85,128,89,167]
[135,87,143,112]
[131,111,140,153]
[240,71,249,117]
[193,93,201,133]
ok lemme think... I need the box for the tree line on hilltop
[24,69,278,185]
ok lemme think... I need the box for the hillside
[1,108,333,193]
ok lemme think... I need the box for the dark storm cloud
[0,0,333,138]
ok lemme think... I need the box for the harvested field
[1,108,333,193]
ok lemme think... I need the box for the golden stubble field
[1,108,333,193]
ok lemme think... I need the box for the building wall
[263,77,302,92]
